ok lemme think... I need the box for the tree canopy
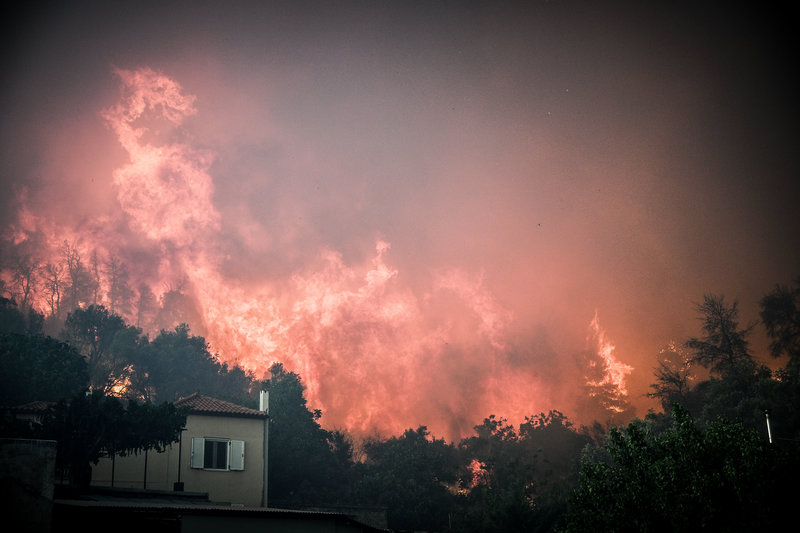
[262,362,354,507]
[0,332,88,405]
[2,272,800,531]
[13,390,187,488]
[356,426,459,531]
[760,278,800,370]
[562,405,798,532]
[62,305,143,395]
[684,294,755,376]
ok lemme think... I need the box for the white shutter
[229,439,245,471]
[190,437,205,469]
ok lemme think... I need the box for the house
[91,392,269,507]
[6,394,388,531]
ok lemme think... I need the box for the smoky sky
[2,1,798,439]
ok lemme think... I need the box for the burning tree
[647,342,698,412]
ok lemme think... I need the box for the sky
[2,1,798,441]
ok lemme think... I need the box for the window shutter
[229,440,245,471]
[190,437,205,469]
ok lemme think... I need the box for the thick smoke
[2,67,631,441]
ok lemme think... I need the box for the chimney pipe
[259,390,269,413]
[260,390,269,507]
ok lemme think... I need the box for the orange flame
[1,67,632,440]
[586,311,633,411]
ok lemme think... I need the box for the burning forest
[2,3,799,530]
[2,68,636,440]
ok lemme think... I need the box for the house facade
[91,393,269,507]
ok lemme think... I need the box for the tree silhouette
[61,305,143,395]
[647,343,697,411]
[684,294,755,376]
[760,278,800,371]
[105,254,135,319]
[0,331,88,405]
[61,242,96,312]
[563,405,797,532]
[37,391,186,488]
[357,426,458,532]
[262,362,355,507]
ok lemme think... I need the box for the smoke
[101,67,218,248]
[0,67,634,440]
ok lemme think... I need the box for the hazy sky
[2,1,798,440]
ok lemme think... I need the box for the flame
[1,67,633,440]
[101,67,218,247]
[108,68,534,438]
[467,458,489,489]
[585,311,633,410]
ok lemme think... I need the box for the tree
[576,316,636,425]
[685,294,755,376]
[357,426,458,532]
[41,261,65,320]
[453,412,589,533]
[262,363,354,507]
[129,322,258,404]
[0,332,88,405]
[9,254,39,310]
[105,255,135,319]
[216,362,259,407]
[562,405,797,532]
[647,342,697,412]
[694,364,791,439]
[89,249,102,306]
[155,283,204,335]
[0,296,43,335]
[61,241,96,313]
[117,399,188,457]
[135,282,158,332]
[36,391,186,488]
[760,278,800,371]
[518,411,590,515]
[459,415,526,498]
[61,305,143,395]
[134,324,218,402]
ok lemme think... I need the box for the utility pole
[260,390,269,507]
[174,428,185,491]
[765,409,773,444]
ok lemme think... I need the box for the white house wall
[92,412,266,507]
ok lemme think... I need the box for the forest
[2,255,799,531]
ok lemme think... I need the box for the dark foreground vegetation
[2,277,799,532]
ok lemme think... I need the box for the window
[204,438,228,469]
[190,437,245,471]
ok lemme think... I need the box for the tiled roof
[174,393,267,419]
[54,499,389,532]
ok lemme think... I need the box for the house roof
[174,393,267,419]
[54,499,389,532]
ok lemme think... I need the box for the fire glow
[2,68,633,440]
[586,311,633,412]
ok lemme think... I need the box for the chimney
[259,390,269,413]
